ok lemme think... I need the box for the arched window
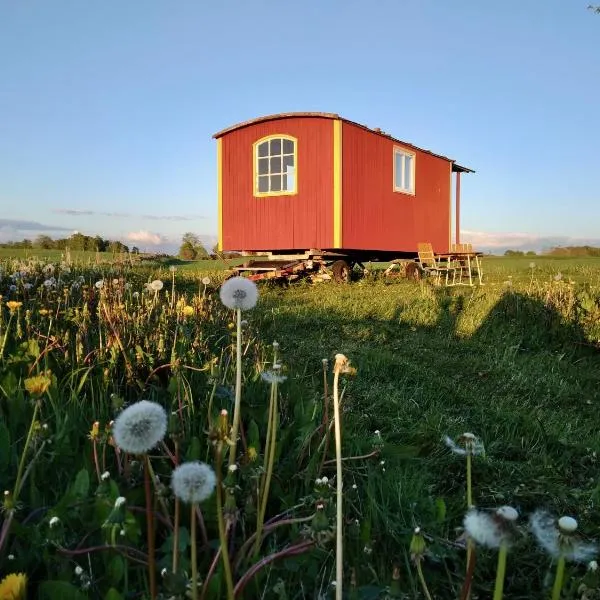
[253,135,297,196]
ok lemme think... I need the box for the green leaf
[0,421,11,472]
[435,497,447,523]
[106,555,125,585]
[39,580,88,600]
[105,588,125,600]
[185,436,201,461]
[71,468,90,499]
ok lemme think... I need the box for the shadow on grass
[251,280,600,598]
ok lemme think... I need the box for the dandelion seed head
[219,276,258,311]
[464,509,505,549]
[101,471,110,481]
[49,516,60,527]
[150,279,164,291]
[558,516,578,533]
[260,370,287,384]
[114,496,126,508]
[112,400,167,455]
[202,276,211,285]
[171,461,217,504]
[74,566,83,576]
[530,509,598,562]
[588,560,598,572]
[496,506,519,522]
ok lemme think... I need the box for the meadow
[0,253,599,600]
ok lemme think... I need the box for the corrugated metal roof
[212,112,475,173]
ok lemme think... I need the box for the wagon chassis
[228,249,422,284]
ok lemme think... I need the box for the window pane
[404,156,412,190]
[258,142,269,158]
[270,156,282,174]
[283,154,294,170]
[270,138,281,155]
[270,174,281,192]
[258,157,269,175]
[395,153,403,189]
[258,176,269,193]
[282,139,294,154]
[285,166,295,192]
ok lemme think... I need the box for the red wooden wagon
[213,112,474,282]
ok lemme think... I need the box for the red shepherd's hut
[214,112,473,257]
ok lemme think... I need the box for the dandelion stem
[551,556,566,600]
[333,364,344,600]
[13,399,41,502]
[493,543,508,600]
[254,377,278,557]
[172,498,180,573]
[416,559,433,600]
[190,503,199,600]
[466,452,473,508]
[144,455,157,600]
[228,308,243,468]
[216,442,235,600]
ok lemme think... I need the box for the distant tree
[179,232,209,260]
[131,246,140,254]
[504,249,525,257]
[34,234,54,249]
[525,250,537,256]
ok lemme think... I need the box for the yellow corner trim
[217,138,223,252]
[333,120,342,248]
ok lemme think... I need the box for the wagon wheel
[331,259,352,283]
[404,261,422,280]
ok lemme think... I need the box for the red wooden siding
[220,117,334,251]
[341,122,451,253]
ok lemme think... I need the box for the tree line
[0,233,132,253]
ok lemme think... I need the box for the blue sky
[1,0,599,253]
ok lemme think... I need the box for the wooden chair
[417,242,458,286]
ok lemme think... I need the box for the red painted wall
[341,122,451,253]
[220,117,334,251]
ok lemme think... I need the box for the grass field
[0,254,599,599]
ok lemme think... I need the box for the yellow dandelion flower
[89,421,100,441]
[247,446,258,462]
[5,301,22,314]
[0,572,27,600]
[183,305,194,317]
[39,308,50,316]
[24,372,52,398]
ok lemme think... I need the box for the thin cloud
[126,230,168,245]
[53,208,204,221]
[462,230,600,253]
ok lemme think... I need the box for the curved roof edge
[213,112,340,138]
[213,112,474,173]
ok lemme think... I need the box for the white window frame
[393,147,416,195]
[253,135,298,197]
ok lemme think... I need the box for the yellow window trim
[252,134,298,198]
[333,119,342,248]
[392,145,416,196]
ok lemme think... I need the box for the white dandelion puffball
[219,276,259,311]
[113,400,168,455]
[150,279,164,291]
[464,508,508,549]
[202,276,211,285]
[530,510,598,562]
[171,461,217,504]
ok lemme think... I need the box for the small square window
[394,148,415,194]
